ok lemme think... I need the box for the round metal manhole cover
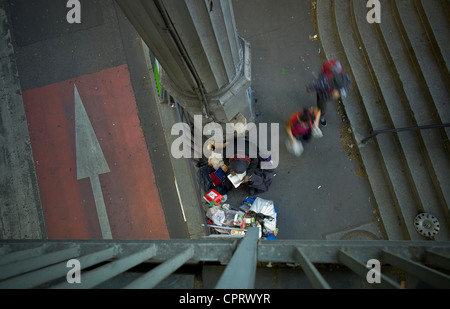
[414,213,440,238]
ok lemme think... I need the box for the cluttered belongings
[205,193,278,239]
[198,136,278,238]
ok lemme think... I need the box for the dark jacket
[306,72,351,102]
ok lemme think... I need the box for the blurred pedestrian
[286,107,321,156]
[306,59,351,127]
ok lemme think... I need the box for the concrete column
[115,0,252,123]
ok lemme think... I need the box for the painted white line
[90,175,113,239]
[174,178,187,222]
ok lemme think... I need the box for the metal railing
[361,123,450,144]
[1,229,450,289]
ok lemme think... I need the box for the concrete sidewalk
[222,0,383,240]
[139,0,383,241]
[153,0,384,240]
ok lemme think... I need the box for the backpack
[305,59,351,98]
[321,59,351,96]
[321,59,343,83]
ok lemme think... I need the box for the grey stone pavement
[1,0,383,241]
[228,0,383,240]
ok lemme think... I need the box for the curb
[140,40,207,239]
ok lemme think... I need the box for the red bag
[205,189,223,204]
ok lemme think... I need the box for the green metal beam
[382,250,450,289]
[215,228,259,289]
[0,246,117,289]
[339,250,403,289]
[0,245,80,281]
[124,247,194,289]
[52,245,157,289]
[295,248,331,289]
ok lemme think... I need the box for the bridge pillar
[116,0,253,123]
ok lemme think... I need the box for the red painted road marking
[23,64,170,239]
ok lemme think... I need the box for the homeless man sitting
[224,137,260,195]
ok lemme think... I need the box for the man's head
[299,108,313,123]
[228,160,249,175]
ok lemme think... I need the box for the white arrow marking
[74,84,113,239]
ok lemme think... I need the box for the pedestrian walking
[285,106,321,156]
[306,59,351,127]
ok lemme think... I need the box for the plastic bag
[207,206,225,226]
[285,138,303,156]
[312,127,323,138]
[249,197,277,233]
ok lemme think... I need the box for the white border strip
[174,178,187,222]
